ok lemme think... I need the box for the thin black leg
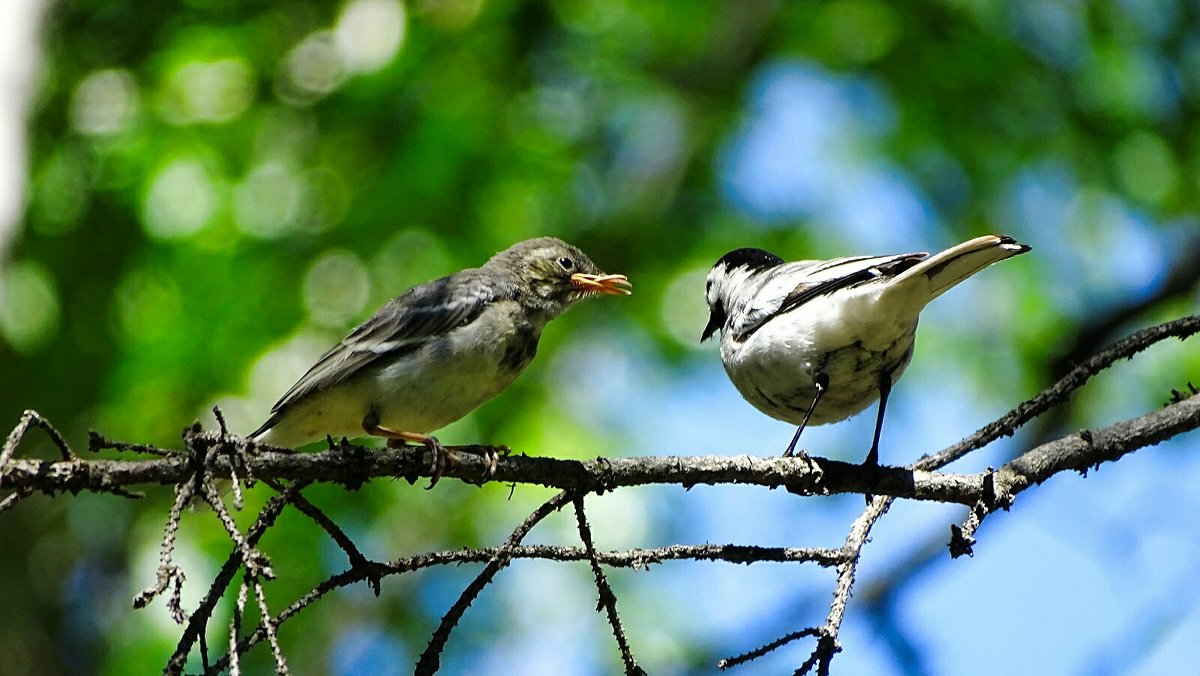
[863,369,893,467]
[784,373,829,457]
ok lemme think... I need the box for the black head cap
[714,248,785,273]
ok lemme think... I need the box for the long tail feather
[891,234,1030,303]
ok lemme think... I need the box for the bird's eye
[558,257,574,270]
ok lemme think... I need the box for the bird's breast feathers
[370,299,542,425]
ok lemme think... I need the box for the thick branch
[5,394,1196,504]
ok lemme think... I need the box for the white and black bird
[701,234,1030,466]
[251,237,631,456]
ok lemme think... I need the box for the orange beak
[570,272,632,296]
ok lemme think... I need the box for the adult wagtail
[702,234,1029,465]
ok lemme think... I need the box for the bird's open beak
[570,272,632,296]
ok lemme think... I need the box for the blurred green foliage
[2,0,1199,674]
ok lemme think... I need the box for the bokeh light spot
[1077,45,1174,122]
[248,332,340,420]
[141,158,220,239]
[335,0,407,73]
[371,229,451,303]
[607,95,687,211]
[70,68,140,135]
[304,249,371,327]
[815,0,899,65]
[278,31,345,106]
[233,162,305,239]
[660,266,711,348]
[474,180,545,241]
[1113,130,1178,206]
[0,259,60,353]
[415,0,484,30]
[157,58,255,125]
[114,266,182,347]
[33,145,90,235]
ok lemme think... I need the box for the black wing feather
[736,253,927,340]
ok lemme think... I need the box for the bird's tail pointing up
[891,234,1030,304]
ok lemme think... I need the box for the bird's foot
[382,434,447,488]
[445,443,509,484]
[365,418,448,488]
[421,436,447,490]
[784,446,818,476]
[782,446,809,460]
[861,451,881,503]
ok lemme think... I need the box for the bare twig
[89,430,174,457]
[949,391,1200,556]
[916,314,1200,471]
[262,477,383,595]
[721,496,894,674]
[1,410,73,488]
[252,577,289,675]
[214,542,848,669]
[1048,233,1200,381]
[573,494,644,675]
[199,471,273,582]
[810,496,893,674]
[133,476,195,621]
[414,490,574,675]
[0,486,32,514]
[229,580,248,676]
[718,627,824,670]
[165,480,309,675]
[6,416,1196,508]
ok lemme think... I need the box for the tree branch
[573,493,644,675]
[1,315,1197,674]
[414,490,573,675]
[3,395,1196,505]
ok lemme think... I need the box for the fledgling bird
[251,237,631,460]
[701,234,1030,466]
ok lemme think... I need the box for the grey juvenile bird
[702,234,1030,466]
[251,237,631,456]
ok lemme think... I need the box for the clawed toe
[423,437,447,489]
[782,447,810,461]
[480,447,499,481]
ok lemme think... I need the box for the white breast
[721,287,918,426]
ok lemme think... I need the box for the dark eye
[558,257,574,270]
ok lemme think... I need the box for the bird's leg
[362,418,447,488]
[361,417,505,486]
[784,372,829,459]
[863,369,893,468]
[861,368,895,504]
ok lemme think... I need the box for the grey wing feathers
[264,273,498,416]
